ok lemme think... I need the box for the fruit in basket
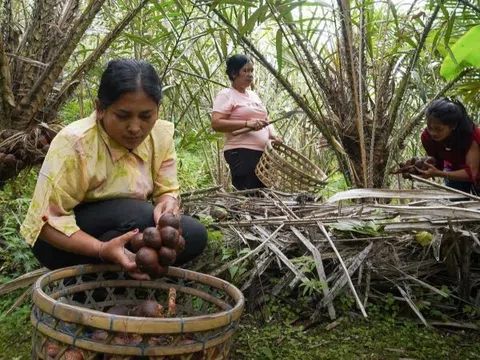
[92,329,108,341]
[63,348,85,360]
[132,300,164,318]
[143,227,162,249]
[45,341,60,357]
[160,226,179,248]
[106,305,129,316]
[158,213,181,230]
[136,247,160,273]
[158,247,177,266]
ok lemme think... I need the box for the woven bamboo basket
[31,264,245,360]
[255,140,327,193]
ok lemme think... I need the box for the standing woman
[211,54,280,190]
[418,97,480,193]
[21,59,207,278]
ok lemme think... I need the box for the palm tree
[0,0,149,186]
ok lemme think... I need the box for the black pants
[224,148,266,190]
[32,198,208,270]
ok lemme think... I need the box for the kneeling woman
[419,98,480,194]
[21,59,207,279]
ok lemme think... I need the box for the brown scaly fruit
[152,264,169,278]
[143,227,162,249]
[130,232,146,252]
[160,226,179,249]
[62,348,85,360]
[135,247,160,274]
[175,235,186,254]
[106,305,129,316]
[158,213,181,230]
[132,300,164,318]
[45,341,60,358]
[425,156,436,165]
[158,246,177,266]
[91,329,108,341]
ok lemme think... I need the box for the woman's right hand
[246,119,269,131]
[98,229,150,280]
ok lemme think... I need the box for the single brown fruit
[405,159,413,166]
[152,264,169,278]
[132,300,164,317]
[402,172,411,179]
[129,333,143,345]
[414,159,425,170]
[425,156,436,165]
[158,246,177,266]
[399,162,406,169]
[175,236,186,254]
[158,213,181,230]
[63,348,85,360]
[160,226,179,249]
[143,227,162,249]
[130,232,146,252]
[136,247,160,273]
[91,329,108,341]
[45,341,60,357]
[106,305,130,316]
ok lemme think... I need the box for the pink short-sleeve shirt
[213,87,275,152]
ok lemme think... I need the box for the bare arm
[419,141,480,181]
[40,223,148,279]
[211,112,268,133]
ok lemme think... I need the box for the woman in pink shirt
[211,54,279,190]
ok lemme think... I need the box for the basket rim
[258,140,327,187]
[32,264,245,334]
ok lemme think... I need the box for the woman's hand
[98,229,150,280]
[416,163,442,179]
[246,119,269,131]
[154,195,180,225]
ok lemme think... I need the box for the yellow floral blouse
[20,113,179,246]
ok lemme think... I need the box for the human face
[426,117,454,142]
[232,62,254,92]
[96,90,158,150]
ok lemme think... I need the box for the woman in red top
[419,98,480,194]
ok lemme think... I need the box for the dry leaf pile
[183,183,480,326]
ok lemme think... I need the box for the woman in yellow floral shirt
[21,59,207,279]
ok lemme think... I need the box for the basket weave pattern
[255,141,327,192]
[31,264,244,360]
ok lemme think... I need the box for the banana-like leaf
[327,188,460,203]
[440,25,480,81]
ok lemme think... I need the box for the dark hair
[97,59,162,109]
[226,54,252,81]
[426,97,474,150]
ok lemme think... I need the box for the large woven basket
[255,140,327,193]
[31,264,244,359]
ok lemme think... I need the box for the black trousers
[32,198,208,270]
[224,148,266,190]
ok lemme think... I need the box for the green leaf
[276,29,283,73]
[440,25,480,81]
[239,5,267,37]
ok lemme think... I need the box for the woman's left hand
[154,195,180,225]
[416,163,441,179]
